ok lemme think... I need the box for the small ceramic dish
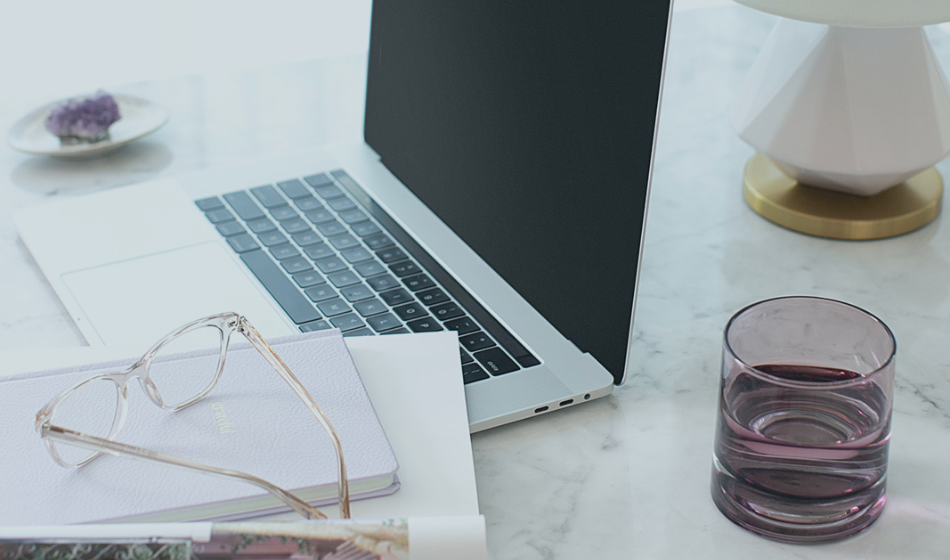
[8,94,169,158]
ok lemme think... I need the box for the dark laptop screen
[364,1,671,383]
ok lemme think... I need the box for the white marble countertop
[2,4,949,559]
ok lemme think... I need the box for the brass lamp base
[742,154,943,240]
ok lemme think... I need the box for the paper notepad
[0,330,398,524]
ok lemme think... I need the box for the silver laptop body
[14,0,673,432]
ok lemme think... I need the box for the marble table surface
[2,5,949,559]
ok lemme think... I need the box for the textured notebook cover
[0,329,398,524]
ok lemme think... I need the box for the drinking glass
[711,296,896,543]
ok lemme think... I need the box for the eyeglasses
[35,312,350,519]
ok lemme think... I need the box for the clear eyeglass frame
[35,312,350,519]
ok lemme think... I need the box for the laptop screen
[364,1,671,383]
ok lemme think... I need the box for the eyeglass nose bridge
[120,360,201,411]
[102,361,167,410]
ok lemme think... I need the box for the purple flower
[44,90,121,142]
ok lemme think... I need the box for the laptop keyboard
[196,170,539,384]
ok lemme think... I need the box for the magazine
[0,518,486,560]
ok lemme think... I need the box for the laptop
[14,0,672,432]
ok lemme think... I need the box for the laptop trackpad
[61,242,293,346]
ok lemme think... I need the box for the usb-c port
[559,399,574,407]
[534,406,549,413]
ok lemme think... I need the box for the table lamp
[731,0,950,239]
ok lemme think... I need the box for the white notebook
[0,330,398,524]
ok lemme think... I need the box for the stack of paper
[0,331,480,524]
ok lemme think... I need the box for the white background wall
[0,1,373,104]
[3,0,947,106]
[0,0,727,105]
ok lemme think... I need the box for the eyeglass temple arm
[238,319,351,519]
[41,424,327,520]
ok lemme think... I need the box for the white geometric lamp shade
[727,1,950,239]
[732,18,950,197]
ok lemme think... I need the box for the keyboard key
[315,256,347,274]
[224,191,266,220]
[258,231,288,247]
[417,287,449,306]
[460,346,475,364]
[376,247,407,263]
[304,173,333,188]
[341,247,373,263]
[460,331,494,352]
[331,313,366,332]
[462,362,490,384]
[381,327,411,335]
[227,234,260,253]
[270,206,300,221]
[403,274,434,292]
[205,208,235,223]
[281,218,311,234]
[408,317,443,332]
[364,234,395,250]
[367,274,400,292]
[216,222,246,237]
[292,270,325,288]
[294,197,324,212]
[393,302,427,322]
[317,298,352,317]
[304,285,337,302]
[269,244,301,260]
[277,179,310,199]
[292,230,322,247]
[317,220,348,237]
[251,185,287,209]
[354,260,386,277]
[343,327,374,337]
[339,209,369,224]
[340,283,374,302]
[388,260,420,278]
[354,298,387,316]
[314,184,344,199]
[195,196,225,211]
[431,301,465,321]
[304,243,336,261]
[328,270,361,288]
[367,312,403,332]
[280,258,312,274]
[329,234,361,251]
[218,166,542,379]
[516,354,542,368]
[444,316,479,335]
[305,208,336,224]
[327,197,356,212]
[379,288,413,306]
[474,347,519,375]
[240,250,321,324]
[352,222,382,237]
[246,218,277,234]
[299,319,331,332]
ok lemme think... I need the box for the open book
[0,330,398,524]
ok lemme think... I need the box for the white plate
[8,94,169,158]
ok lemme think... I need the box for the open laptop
[14,0,672,432]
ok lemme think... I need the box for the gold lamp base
[742,154,943,240]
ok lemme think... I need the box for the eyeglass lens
[147,325,224,408]
[51,325,225,464]
[48,378,121,466]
